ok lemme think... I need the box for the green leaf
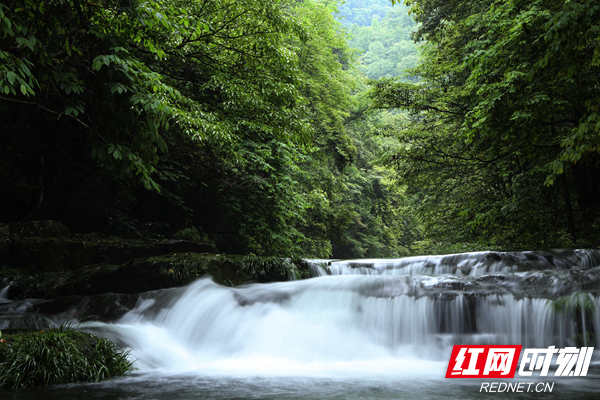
[6,71,16,85]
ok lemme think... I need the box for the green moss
[0,324,132,389]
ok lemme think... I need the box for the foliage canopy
[371,0,600,248]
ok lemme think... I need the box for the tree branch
[0,96,90,129]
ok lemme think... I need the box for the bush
[0,324,132,389]
[173,227,213,245]
[240,254,312,282]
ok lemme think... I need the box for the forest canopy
[1,0,599,257]
[373,0,600,248]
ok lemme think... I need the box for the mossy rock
[51,253,250,297]
[91,239,219,265]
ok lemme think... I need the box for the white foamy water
[324,249,600,276]
[84,277,449,378]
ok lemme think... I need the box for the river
[2,249,600,399]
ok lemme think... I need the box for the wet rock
[348,262,374,269]
[234,291,291,306]
[475,274,508,284]
[0,314,52,330]
[485,252,502,262]
[35,292,139,322]
[77,292,139,321]
[440,254,467,265]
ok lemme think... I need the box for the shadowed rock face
[0,220,223,301]
[1,251,252,301]
[0,221,305,327]
[2,236,219,274]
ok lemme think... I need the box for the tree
[370,0,600,248]
[0,0,310,188]
[0,0,419,258]
[0,0,314,253]
[348,4,418,79]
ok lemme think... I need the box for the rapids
[75,250,600,375]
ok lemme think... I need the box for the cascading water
[3,249,600,399]
[322,249,600,276]
[0,285,9,302]
[77,250,600,372]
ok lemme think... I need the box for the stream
[2,249,600,399]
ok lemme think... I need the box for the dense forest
[372,0,600,251]
[1,0,599,259]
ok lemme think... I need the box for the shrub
[0,324,132,389]
[240,254,311,282]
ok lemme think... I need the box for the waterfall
[324,249,600,276]
[80,250,600,377]
[0,285,9,303]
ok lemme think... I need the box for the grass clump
[240,254,312,282]
[0,324,132,389]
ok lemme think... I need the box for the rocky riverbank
[0,220,310,324]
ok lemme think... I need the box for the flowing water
[3,250,600,399]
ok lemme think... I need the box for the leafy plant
[240,254,311,282]
[0,323,132,389]
[173,227,206,243]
